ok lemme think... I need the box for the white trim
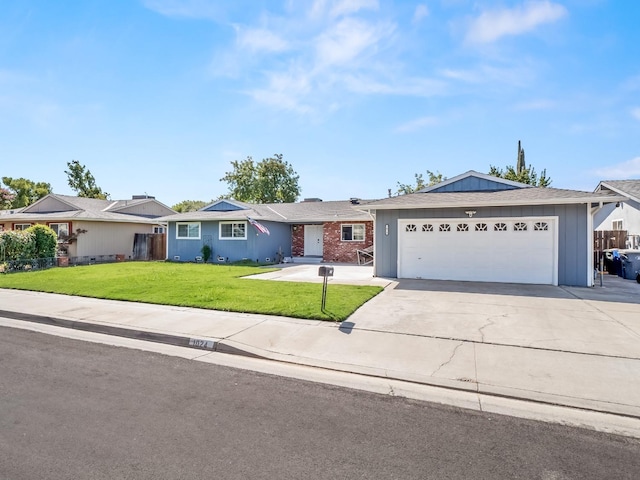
[48,222,70,236]
[341,223,365,242]
[219,221,247,240]
[611,219,624,230]
[587,203,594,287]
[176,221,201,240]
[397,216,559,285]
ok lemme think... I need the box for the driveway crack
[431,341,465,376]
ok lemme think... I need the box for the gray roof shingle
[597,180,640,202]
[160,199,373,223]
[358,187,624,210]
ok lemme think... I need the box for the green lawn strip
[0,262,382,321]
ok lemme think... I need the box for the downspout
[587,203,594,287]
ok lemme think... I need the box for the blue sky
[1,0,639,206]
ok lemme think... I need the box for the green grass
[0,262,382,321]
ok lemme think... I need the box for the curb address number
[189,338,215,349]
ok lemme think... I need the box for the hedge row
[0,225,58,261]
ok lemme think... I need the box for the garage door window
[534,222,548,231]
[494,223,507,231]
[457,223,469,232]
[475,223,487,231]
[514,222,528,231]
[439,224,451,232]
[422,224,433,232]
[406,224,417,232]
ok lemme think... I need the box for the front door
[304,225,323,257]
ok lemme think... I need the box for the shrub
[201,244,212,263]
[26,224,57,258]
[0,230,35,260]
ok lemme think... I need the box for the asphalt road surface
[1,326,639,480]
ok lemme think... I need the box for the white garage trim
[397,216,558,285]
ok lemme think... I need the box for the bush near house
[26,224,57,259]
[0,230,36,261]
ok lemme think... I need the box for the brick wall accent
[292,224,305,257]
[322,221,373,263]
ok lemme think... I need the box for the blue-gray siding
[374,203,589,286]
[430,177,519,193]
[167,221,292,262]
[203,201,244,211]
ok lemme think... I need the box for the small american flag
[247,217,270,235]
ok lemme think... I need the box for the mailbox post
[318,266,334,311]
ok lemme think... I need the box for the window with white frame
[612,220,623,230]
[219,221,246,240]
[341,224,365,241]
[13,223,31,231]
[48,223,69,237]
[176,222,201,239]
[153,226,166,234]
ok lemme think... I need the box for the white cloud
[236,27,289,53]
[631,107,640,120]
[309,0,378,19]
[246,69,313,113]
[329,0,378,18]
[343,74,446,96]
[315,18,393,68]
[141,0,224,20]
[395,116,440,133]
[412,4,429,24]
[439,63,534,88]
[592,157,640,178]
[465,1,568,44]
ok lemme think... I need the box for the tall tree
[0,186,14,209]
[1,177,52,208]
[489,141,551,187]
[171,200,208,213]
[395,170,445,195]
[221,154,300,203]
[65,160,109,199]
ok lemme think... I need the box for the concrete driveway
[249,264,640,418]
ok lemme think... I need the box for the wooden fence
[132,233,166,261]
[593,230,628,272]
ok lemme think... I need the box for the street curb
[0,309,263,358]
[3,308,640,424]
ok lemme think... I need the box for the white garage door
[398,217,558,285]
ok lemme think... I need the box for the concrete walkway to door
[1,266,639,437]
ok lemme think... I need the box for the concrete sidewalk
[1,268,640,432]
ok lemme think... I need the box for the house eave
[360,195,627,211]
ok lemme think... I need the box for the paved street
[1,326,639,480]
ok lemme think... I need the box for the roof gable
[201,199,249,212]
[596,180,640,203]
[418,170,531,193]
[21,194,81,213]
[108,199,176,218]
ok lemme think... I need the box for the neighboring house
[161,198,373,264]
[358,171,624,287]
[593,180,640,249]
[0,194,175,260]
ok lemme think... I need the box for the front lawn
[0,262,382,321]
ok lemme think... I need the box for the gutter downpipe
[590,201,604,287]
